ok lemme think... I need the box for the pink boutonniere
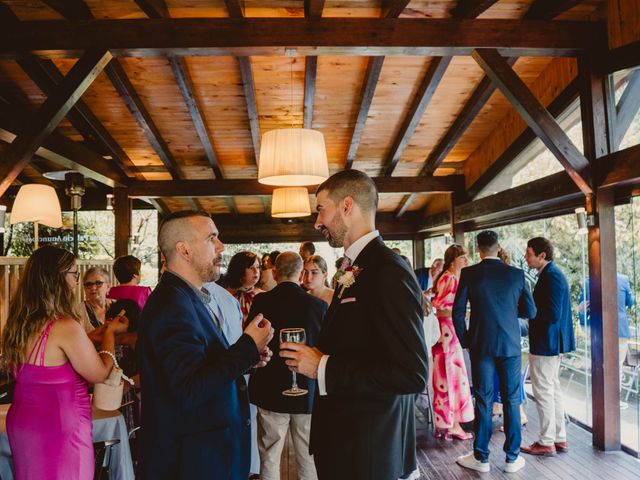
[336,265,363,299]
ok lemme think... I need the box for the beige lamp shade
[258,128,329,186]
[271,187,311,218]
[10,184,63,228]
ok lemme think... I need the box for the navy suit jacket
[247,282,326,414]
[453,259,536,357]
[529,261,575,356]
[137,272,260,480]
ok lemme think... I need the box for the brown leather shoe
[554,441,569,453]
[520,441,557,456]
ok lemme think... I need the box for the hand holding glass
[280,328,308,396]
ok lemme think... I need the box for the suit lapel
[320,237,383,343]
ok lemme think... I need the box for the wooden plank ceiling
[0,0,608,222]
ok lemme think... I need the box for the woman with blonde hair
[2,246,128,479]
[431,244,475,441]
[303,255,334,305]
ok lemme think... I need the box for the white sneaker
[456,452,490,473]
[504,455,526,473]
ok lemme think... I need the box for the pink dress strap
[26,319,56,366]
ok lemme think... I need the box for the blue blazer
[137,272,260,480]
[453,259,537,357]
[529,262,575,356]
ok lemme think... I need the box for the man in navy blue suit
[521,237,575,457]
[453,230,536,474]
[137,210,274,479]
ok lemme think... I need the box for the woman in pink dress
[107,255,152,311]
[2,246,129,480]
[431,244,475,440]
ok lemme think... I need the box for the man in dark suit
[248,251,327,480]
[521,236,575,456]
[137,210,274,479]
[280,170,429,480]
[452,230,536,474]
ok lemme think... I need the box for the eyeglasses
[66,270,80,281]
[83,280,105,288]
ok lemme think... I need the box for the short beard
[324,218,348,248]
[195,260,219,284]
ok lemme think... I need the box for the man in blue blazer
[137,211,274,479]
[521,236,575,457]
[453,230,536,474]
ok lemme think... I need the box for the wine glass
[280,328,308,396]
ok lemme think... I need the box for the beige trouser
[257,408,318,480]
[529,354,567,446]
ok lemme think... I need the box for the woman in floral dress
[431,244,475,440]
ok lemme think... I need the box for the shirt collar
[166,269,211,303]
[483,256,500,260]
[344,230,379,265]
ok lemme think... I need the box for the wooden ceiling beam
[238,57,261,164]
[16,57,141,180]
[450,0,499,19]
[170,56,223,179]
[225,197,238,216]
[395,193,415,219]
[606,40,640,74]
[303,56,317,129]
[523,0,583,20]
[600,143,640,190]
[614,70,640,150]
[224,0,245,18]
[105,60,180,179]
[0,18,596,59]
[467,77,579,199]
[384,56,452,176]
[381,0,411,18]
[304,0,325,18]
[421,58,517,175]
[0,50,113,197]
[214,212,419,242]
[344,56,384,170]
[0,118,127,188]
[41,0,92,20]
[147,198,171,217]
[133,0,168,18]
[127,175,464,198]
[472,48,592,194]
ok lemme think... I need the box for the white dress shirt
[317,230,379,396]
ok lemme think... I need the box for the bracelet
[98,350,117,365]
[97,350,135,386]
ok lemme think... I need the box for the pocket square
[340,297,356,304]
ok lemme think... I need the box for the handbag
[93,350,135,411]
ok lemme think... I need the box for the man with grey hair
[280,170,428,480]
[248,251,327,480]
[137,210,274,480]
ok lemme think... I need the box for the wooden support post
[114,188,132,258]
[586,192,620,450]
[579,53,620,451]
[412,234,425,269]
[450,193,465,245]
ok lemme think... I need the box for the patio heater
[65,172,85,257]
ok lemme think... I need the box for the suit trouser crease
[257,408,318,480]
[471,354,522,462]
[529,354,566,445]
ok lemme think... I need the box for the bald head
[275,251,303,282]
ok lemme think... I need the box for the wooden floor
[415,400,640,480]
[280,399,640,479]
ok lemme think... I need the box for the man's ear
[342,196,354,216]
[297,269,305,284]
[175,240,190,261]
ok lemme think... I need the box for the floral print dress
[431,271,474,428]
